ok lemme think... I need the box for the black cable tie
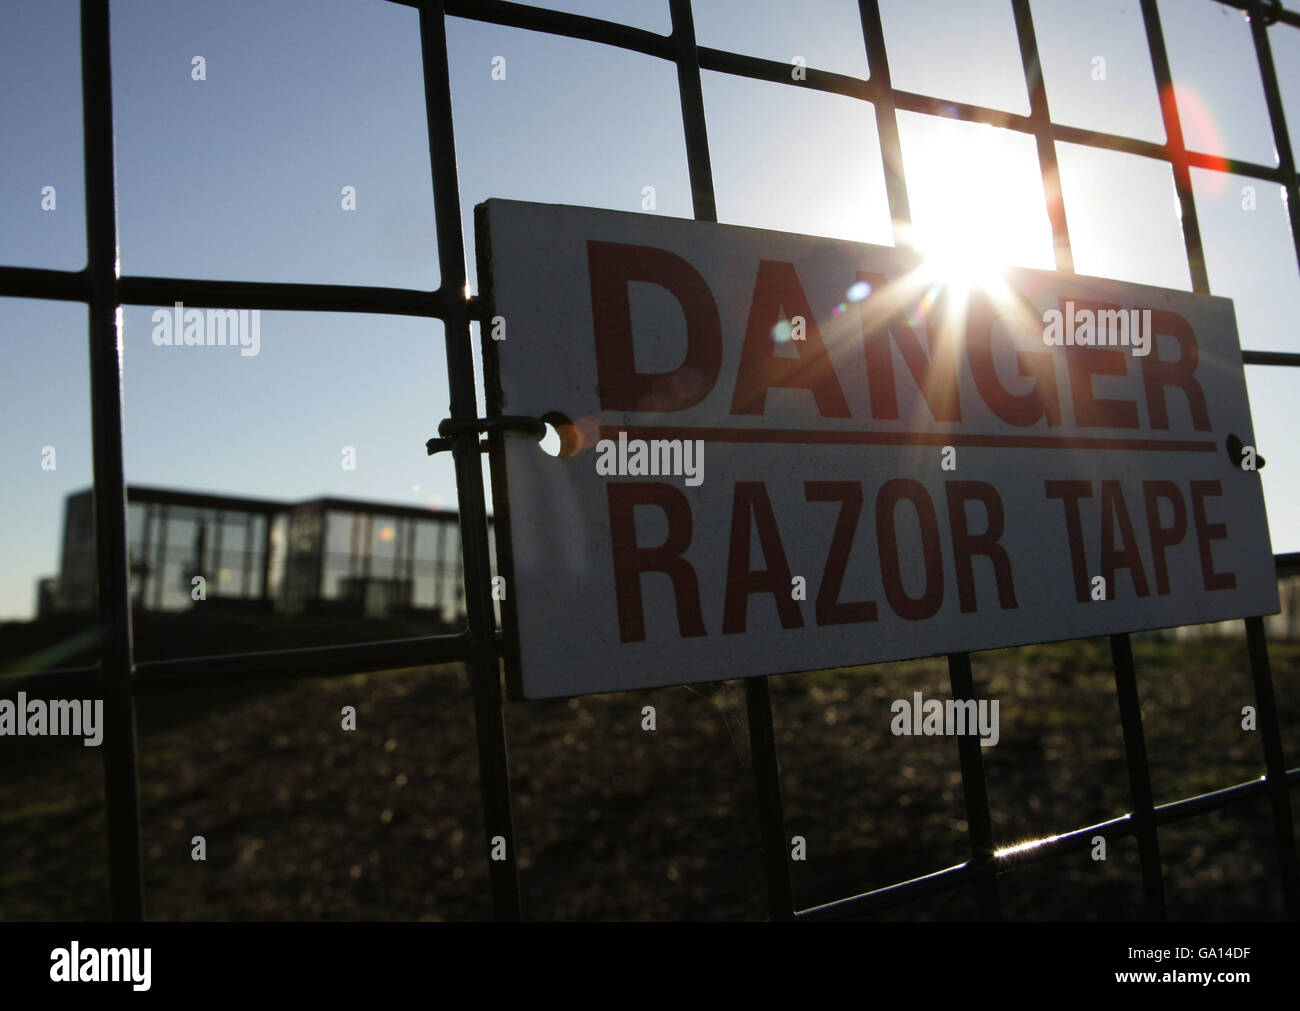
[1226,433,1265,471]
[426,415,548,456]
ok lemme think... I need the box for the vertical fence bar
[1010,0,1073,273]
[260,511,274,599]
[135,504,153,608]
[947,652,1001,919]
[1246,0,1300,279]
[857,0,912,244]
[1109,633,1167,919]
[745,675,796,919]
[669,0,717,223]
[1128,0,1209,922]
[417,0,520,920]
[1140,0,1210,293]
[1244,616,1300,918]
[1245,0,1300,921]
[669,0,794,920]
[80,0,145,921]
[152,505,168,610]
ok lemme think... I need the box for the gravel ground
[1,637,1296,921]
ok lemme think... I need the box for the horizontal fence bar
[1216,0,1300,30]
[12,267,1298,362]
[797,769,1299,920]
[893,89,1033,131]
[797,858,978,921]
[442,0,672,60]
[0,664,101,693]
[697,46,872,99]
[117,276,446,317]
[419,0,1300,44]
[1243,350,1300,367]
[1151,771,1298,824]
[0,268,447,319]
[0,265,91,303]
[132,632,472,688]
[1183,149,1289,179]
[1049,123,1292,183]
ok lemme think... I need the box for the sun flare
[908,176,1020,303]
[899,122,1051,306]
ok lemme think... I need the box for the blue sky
[1,0,1298,620]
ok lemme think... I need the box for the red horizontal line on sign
[599,426,1219,453]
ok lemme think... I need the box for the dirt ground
[1,637,1296,921]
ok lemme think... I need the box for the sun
[843,130,1055,368]
[897,121,1053,303]
[914,233,1014,298]
[907,168,1021,301]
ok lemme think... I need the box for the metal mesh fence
[0,0,1296,921]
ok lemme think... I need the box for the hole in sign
[539,411,580,458]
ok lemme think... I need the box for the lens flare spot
[847,280,872,302]
[1169,83,1230,189]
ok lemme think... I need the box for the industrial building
[39,487,472,626]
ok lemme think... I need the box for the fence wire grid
[0,0,1298,922]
